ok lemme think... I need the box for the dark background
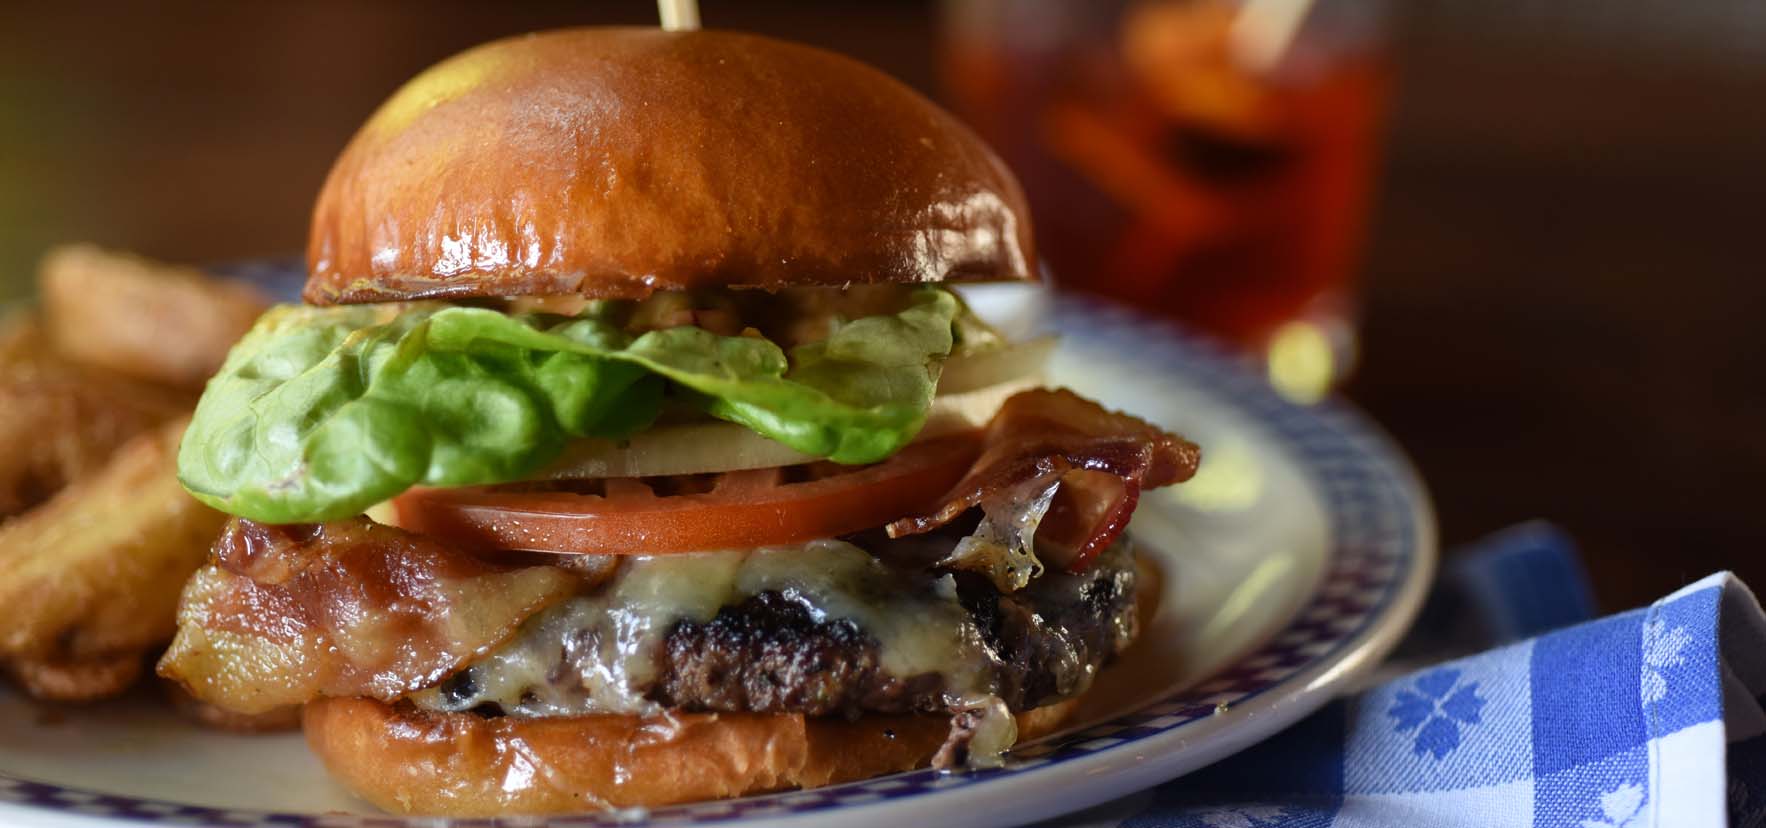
[2,1,1761,610]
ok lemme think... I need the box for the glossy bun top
[305,27,1035,304]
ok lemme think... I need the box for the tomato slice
[393,435,983,555]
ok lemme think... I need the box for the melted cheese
[408,541,1007,754]
[407,537,1144,766]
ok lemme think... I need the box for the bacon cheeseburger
[160,27,1199,816]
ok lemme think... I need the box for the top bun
[304,27,1035,305]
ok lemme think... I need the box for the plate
[0,270,1436,828]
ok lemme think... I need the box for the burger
[158,27,1199,816]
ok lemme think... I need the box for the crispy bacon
[886,388,1199,590]
[157,518,577,713]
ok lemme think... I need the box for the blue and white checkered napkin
[1049,523,1766,827]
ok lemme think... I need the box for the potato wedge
[0,416,228,702]
[0,312,190,517]
[38,244,267,388]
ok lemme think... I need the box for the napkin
[1046,523,1766,828]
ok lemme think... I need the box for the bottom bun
[304,697,1079,816]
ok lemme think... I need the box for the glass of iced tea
[941,0,1391,400]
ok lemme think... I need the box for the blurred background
[1,0,1761,610]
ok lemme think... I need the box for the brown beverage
[944,0,1389,394]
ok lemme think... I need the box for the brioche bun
[303,698,1076,816]
[305,27,1035,305]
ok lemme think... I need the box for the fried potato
[0,416,228,702]
[38,244,267,388]
[0,312,190,517]
[0,307,66,369]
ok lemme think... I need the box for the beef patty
[415,539,1140,721]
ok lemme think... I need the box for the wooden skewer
[657,0,701,31]
[1228,0,1316,73]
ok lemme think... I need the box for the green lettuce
[179,288,959,523]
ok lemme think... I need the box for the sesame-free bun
[302,698,1076,816]
[305,27,1035,305]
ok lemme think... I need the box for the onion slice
[937,335,1056,394]
[538,337,1055,480]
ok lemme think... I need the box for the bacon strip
[886,388,1199,589]
[157,518,577,713]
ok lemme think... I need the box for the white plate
[0,275,1436,828]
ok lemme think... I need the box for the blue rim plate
[0,265,1436,828]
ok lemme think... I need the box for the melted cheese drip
[408,540,1015,759]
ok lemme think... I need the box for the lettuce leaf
[179,288,958,523]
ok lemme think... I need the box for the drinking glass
[942,0,1392,400]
